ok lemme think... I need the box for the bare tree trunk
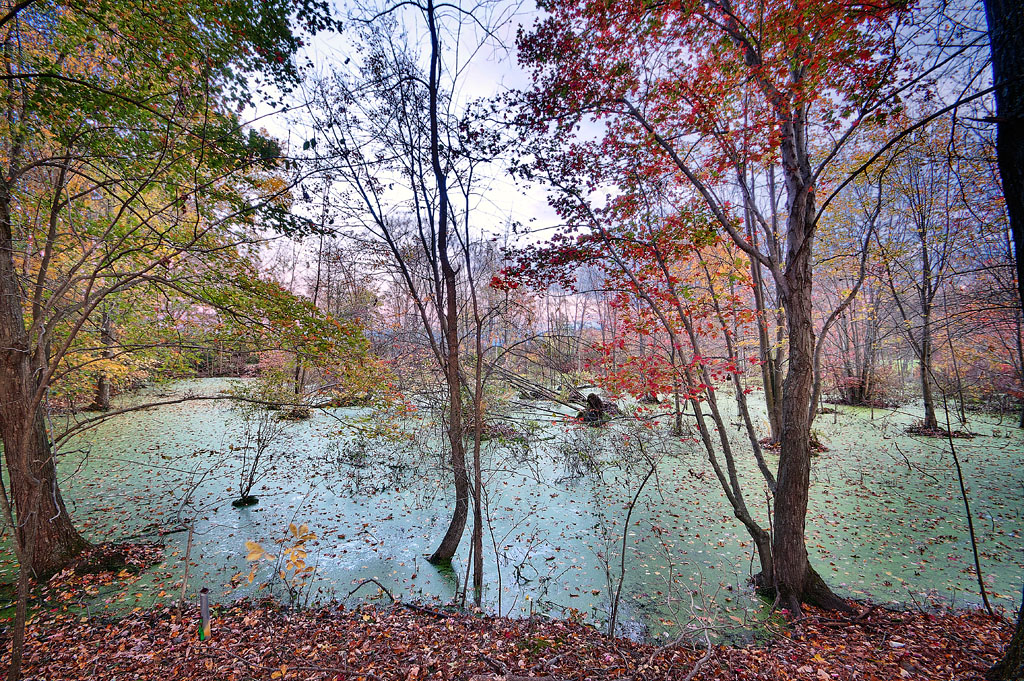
[919,246,939,430]
[89,305,113,411]
[980,1,1024,637]
[6,559,29,681]
[293,360,304,396]
[984,0,1024,321]
[748,208,782,442]
[0,365,89,577]
[425,0,468,564]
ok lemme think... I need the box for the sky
[245,0,569,291]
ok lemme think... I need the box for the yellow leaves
[288,522,316,542]
[243,521,317,594]
[245,540,265,561]
[271,664,288,679]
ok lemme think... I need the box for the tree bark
[770,116,850,613]
[984,0,1024,669]
[919,311,938,430]
[89,306,113,411]
[0,350,89,578]
[984,0,1024,320]
[425,0,469,565]
[918,226,939,431]
[0,187,88,579]
[988,583,1024,681]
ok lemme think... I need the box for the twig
[344,578,396,602]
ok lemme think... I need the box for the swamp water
[2,378,1022,641]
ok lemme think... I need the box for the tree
[0,1,335,676]
[499,183,782,594]
[983,0,1024,314]
[515,0,934,611]
[876,130,963,431]
[304,1,494,569]
[980,5,1024,670]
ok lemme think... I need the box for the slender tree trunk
[919,235,939,429]
[1016,321,1024,430]
[920,316,938,430]
[89,306,113,411]
[6,559,29,681]
[293,360,304,396]
[425,0,469,565]
[427,278,470,564]
[748,212,782,442]
[472,409,484,603]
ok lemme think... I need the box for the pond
[3,378,1021,642]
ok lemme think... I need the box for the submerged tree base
[753,567,856,615]
[231,496,259,508]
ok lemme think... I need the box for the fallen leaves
[0,598,1012,680]
[38,542,164,607]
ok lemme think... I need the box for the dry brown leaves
[0,598,1011,681]
[36,542,165,607]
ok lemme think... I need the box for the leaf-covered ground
[2,598,1010,680]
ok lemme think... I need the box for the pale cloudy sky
[249,0,569,289]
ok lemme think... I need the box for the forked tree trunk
[1,192,88,579]
[426,274,470,566]
[770,140,850,614]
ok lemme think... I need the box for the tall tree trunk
[771,138,850,613]
[293,360,304,396]
[919,230,939,430]
[748,207,783,442]
[425,0,468,565]
[919,311,939,430]
[426,264,470,565]
[984,0,1024,318]
[0,188,88,579]
[985,2,1024,671]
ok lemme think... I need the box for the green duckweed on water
[2,378,1021,642]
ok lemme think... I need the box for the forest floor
[0,591,1011,680]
